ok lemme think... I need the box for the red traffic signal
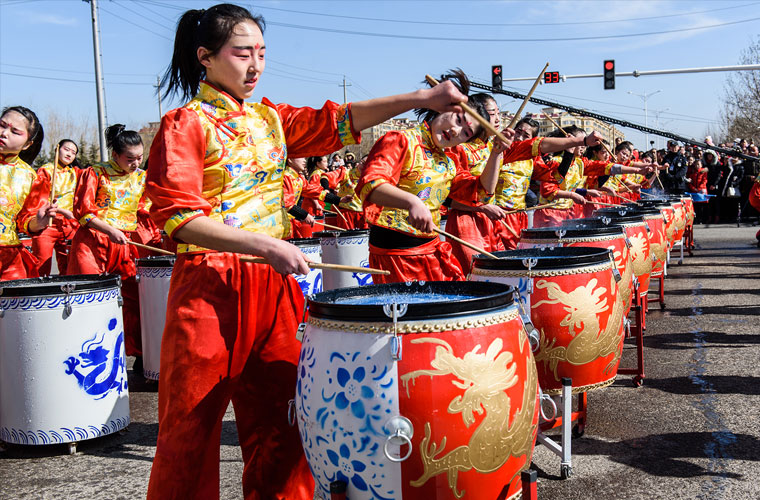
[603,59,615,90]
[491,65,502,90]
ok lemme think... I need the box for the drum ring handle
[601,216,611,225]
[539,390,558,422]
[554,229,566,239]
[61,283,75,318]
[384,430,413,462]
[287,399,296,427]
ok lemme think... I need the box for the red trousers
[369,237,464,284]
[31,216,78,276]
[495,211,528,250]
[146,253,313,500]
[534,207,574,228]
[67,226,142,356]
[0,245,39,280]
[336,209,367,230]
[445,208,503,274]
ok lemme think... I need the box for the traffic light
[491,65,502,90]
[603,60,615,90]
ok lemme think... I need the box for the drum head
[308,281,514,321]
[0,274,121,297]
[473,246,612,271]
[136,255,176,267]
[315,229,369,239]
[521,223,622,240]
[291,237,321,247]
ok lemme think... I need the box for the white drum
[137,256,175,381]
[316,230,372,290]
[0,275,130,446]
[292,238,323,296]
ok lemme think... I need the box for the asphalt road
[1,223,758,500]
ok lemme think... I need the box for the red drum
[681,196,695,227]
[471,247,624,394]
[518,222,634,316]
[296,281,539,500]
[592,213,652,298]
[598,206,667,278]
[670,200,686,242]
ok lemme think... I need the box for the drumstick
[49,145,59,204]
[127,241,176,256]
[240,256,390,275]
[425,75,512,145]
[502,202,558,216]
[500,219,519,238]
[543,111,568,137]
[433,227,500,259]
[507,62,550,128]
[331,205,349,225]
[588,201,626,208]
[321,222,346,231]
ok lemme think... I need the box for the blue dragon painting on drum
[63,317,127,400]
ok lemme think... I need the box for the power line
[265,15,760,43]
[254,1,760,28]
[0,70,152,86]
[98,5,172,41]
[0,62,156,78]
[130,0,177,23]
[113,0,173,32]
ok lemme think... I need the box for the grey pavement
[1,224,759,500]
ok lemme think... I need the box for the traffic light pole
[469,80,759,162]
[498,64,760,82]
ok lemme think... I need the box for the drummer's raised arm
[349,80,467,132]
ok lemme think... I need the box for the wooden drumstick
[543,111,568,137]
[502,201,557,216]
[331,205,349,225]
[589,201,626,208]
[433,227,500,259]
[127,241,176,256]
[240,256,390,275]
[49,144,59,204]
[425,75,512,145]
[507,62,550,128]
[321,222,346,231]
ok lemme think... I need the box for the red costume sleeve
[321,167,346,189]
[73,167,103,226]
[16,169,50,235]
[301,172,326,201]
[447,146,491,206]
[531,156,557,183]
[146,108,210,238]
[502,137,544,164]
[540,176,561,201]
[282,174,300,209]
[582,158,613,177]
[262,99,360,158]
[357,131,410,209]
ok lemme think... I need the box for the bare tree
[33,109,100,168]
[720,37,760,144]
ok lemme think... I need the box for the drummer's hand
[479,204,507,220]
[262,238,311,275]
[420,79,468,114]
[30,201,58,231]
[340,195,352,204]
[57,208,75,220]
[406,197,436,233]
[569,192,586,205]
[304,214,315,226]
[107,227,129,245]
[584,131,603,147]
[585,189,603,198]
[493,128,515,151]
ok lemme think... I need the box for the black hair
[414,69,491,141]
[615,141,634,153]
[58,138,80,167]
[515,117,540,138]
[306,155,325,176]
[1,105,44,164]
[548,124,584,138]
[584,142,608,160]
[105,124,142,155]
[162,4,266,102]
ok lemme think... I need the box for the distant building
[355,118,417,157]
[530,108,624,147]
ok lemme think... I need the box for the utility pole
[155,76,163,122]
[339,76,351,105]
[86,0,108,162]
[627,90,661,148]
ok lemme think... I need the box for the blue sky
[1,0,758,151]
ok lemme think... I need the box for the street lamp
[652,107,670,149]
[628,89,661,148]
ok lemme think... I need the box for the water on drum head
[334,293,478,305]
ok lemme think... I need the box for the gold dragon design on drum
[400,335,538,499]
[532,274,625,379]
[628,232,653,277]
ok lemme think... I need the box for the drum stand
[648,268,667,311]
[618,284,646,387]
[684,225,694,255]
[537,378,579,480]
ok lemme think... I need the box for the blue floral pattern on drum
[296,329,399,500]
[0,289,121,311]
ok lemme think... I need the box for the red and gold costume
[146,81,358,500]
[336,166,367,229]
[0,153,39,280]
[535,156,612,227]
[749,172,760,213]
[491,138,555,249]
[67,160,149,356]
[23,162,81,275]
[282,167,312,238]
[357,123,491,283]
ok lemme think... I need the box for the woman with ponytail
[0,105,58,279]
[146,4,469,499]
[67,124,148,362]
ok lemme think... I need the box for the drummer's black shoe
[132,356,143,376]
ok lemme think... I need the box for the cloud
[28,14,77,26]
